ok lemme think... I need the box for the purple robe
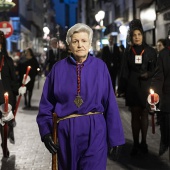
[37,54,125,170]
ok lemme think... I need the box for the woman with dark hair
[119,19,157,156]
[18,48,39,109]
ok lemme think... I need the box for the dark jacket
[18,57,39,91]
[0,54,19,109]
[45,48,60,72]
[151,47,170,112]
[119,44,157,107]
[101,44,121,74]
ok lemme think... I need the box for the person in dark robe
[18,48,39,109]
[119,19,157,156]
[0,30,26,157]
[36,23,125,170]
[150,46,170,156]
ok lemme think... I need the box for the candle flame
[150,89,154,94]
[4,92,8,96]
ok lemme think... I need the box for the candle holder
[147,92,159,109]
[0,103,12,115]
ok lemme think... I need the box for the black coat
[0,54,19,110]
[18,57,39,91]
[45,48,61,72]
[151,48,170,112]
[120,44,157,107]
[101,44,121,75]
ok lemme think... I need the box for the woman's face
[156,41,164,52]
[132,30,143,45]
[69,32,91,62]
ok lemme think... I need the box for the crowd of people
[0,18,170,169]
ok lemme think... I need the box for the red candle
[150,89,154,104]
[4,92,8,113]
[23,66,31,84]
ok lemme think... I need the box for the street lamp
[0,0,15,21]
[95,10,105,27]
[43,26,50,35]
[95,10,105,49]
[43,25,50,51]
[0,0,15,12]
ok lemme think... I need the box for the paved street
[0,76,170,170]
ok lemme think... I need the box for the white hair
[66,23,93,45]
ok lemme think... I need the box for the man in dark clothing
[150,46,170,156]
[44,38,61,75]
[101,35,121,93]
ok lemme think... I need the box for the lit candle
[23,66,31,84]
[150,89,154,104]
[4,92,8,113]
[25,66,31,78]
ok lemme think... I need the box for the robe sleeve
[36,71,56,140]
[102,64,125,147]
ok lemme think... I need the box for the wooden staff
[13,66,31,117]
[52,113,57,170]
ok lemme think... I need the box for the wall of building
[156,9,170,41]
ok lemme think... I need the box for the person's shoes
[22,106,31,110]
[139,143,148,154]
[22,106,28,110]
[130,144,140,156]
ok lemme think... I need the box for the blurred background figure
[150,40,170,156]
[101,35,121,93]
[18,48,39,109]
[156,39,167,54]
[117,42,125,97]
[155,38,167,125]
[44,37,60,76]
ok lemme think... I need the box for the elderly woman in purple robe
[36,23,125,170]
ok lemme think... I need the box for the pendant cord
[76,62,84,96]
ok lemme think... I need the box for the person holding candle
[17,48,39,109]
[36,23,125,169]
[0,30,27,157]
[119,19,157,156]
[149,41,170,156]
